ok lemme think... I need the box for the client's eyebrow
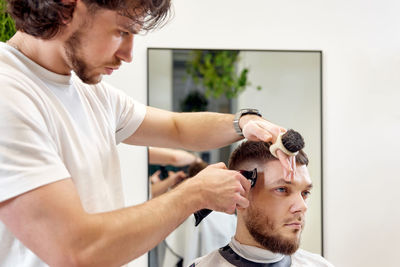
[269,178,313,189]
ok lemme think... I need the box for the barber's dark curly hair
[6,0,171,39]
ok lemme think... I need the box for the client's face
[242,160,312,255]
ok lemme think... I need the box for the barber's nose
[289,194,308,214]
[116,35,134,63]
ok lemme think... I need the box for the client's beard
[244,206,302,255]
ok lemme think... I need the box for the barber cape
[189,238,335,267]
[154,212,237,267]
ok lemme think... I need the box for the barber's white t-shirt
[0,42,146,266]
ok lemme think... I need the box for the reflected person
[149,147,202,167]
[149,147,202,198]
[150,170,187,198]
[189,141,334,267]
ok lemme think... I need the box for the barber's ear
[58,0,79,26]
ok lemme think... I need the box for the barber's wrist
[174,177,205,212]
[233,108,262,136]
[239,114,262,131]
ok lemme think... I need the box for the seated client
[189,141,334,267]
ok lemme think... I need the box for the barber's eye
[119,30,129,37]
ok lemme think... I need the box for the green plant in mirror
[185,50,262,99]
[180,90,208,112]
[0,0,16,42]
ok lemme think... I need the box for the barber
[0,1,293,266]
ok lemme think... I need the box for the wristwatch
[233,108,262,137]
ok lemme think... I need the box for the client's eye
[302,190,311,199]
[275,187,288,193]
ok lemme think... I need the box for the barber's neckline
[2,42,72,86]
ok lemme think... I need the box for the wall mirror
[147,48,322,267]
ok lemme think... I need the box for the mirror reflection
[147,48,322,267]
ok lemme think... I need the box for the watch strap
[233,108,262,136]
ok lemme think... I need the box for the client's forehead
[259,160,312,188]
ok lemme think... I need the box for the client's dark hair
[228,141,309,170]
[6,0,171,39]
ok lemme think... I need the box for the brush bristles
[281,129,305,153]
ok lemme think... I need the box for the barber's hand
[240,116,284,143]
[191,162,251,214]
[240,115,295,177]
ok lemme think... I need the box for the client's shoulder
[291,249,335,267]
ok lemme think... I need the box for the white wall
[106,0,400,266]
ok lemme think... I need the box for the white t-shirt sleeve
[99,81,146,144]
[0,77,70,202]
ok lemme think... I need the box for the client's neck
[233,220,283,262]
[235,216,262,248]
[229,237,284,263]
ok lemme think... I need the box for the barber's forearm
[72,184,201,267]
[0,179,202,267]
[172,112,242,151]
[124,107,242,150]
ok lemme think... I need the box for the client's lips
[284,222,302,229]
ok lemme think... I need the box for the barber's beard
[64,29,100,84]
[244,206,303,255]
